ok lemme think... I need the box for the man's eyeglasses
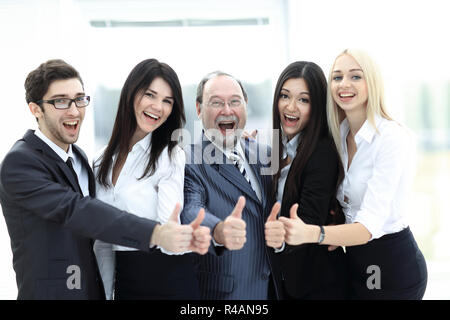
[36,96,90,109]
[206,98,244,109]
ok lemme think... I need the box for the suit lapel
[244,139,267,206]
[57,161,83,195]
[23,130,84,195]
[73,144,96,197]
[242,139,269,207]
[217,164,260,204]
[23,130,60,162]
[201,135,260,204]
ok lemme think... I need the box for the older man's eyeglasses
[206,98,243,109]
[36,96,90,109]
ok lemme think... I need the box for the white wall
[0,0,94,299]
[0,0,449,299]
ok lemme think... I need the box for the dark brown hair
[272,61,344,221]
[24,59,83,104]
[95,58,186,187]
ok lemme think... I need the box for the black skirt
[114,250,200,300]
[346,227,427,300]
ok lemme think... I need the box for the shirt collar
[354,114,383,145]
[34,128,72,162]
[339,117,350,141]
[281,129,301,160]
[340,115,383,145]
[230,141,245,163]
[132,132,152,153]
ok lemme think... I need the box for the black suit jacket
[277,137,348,299]
[0,130,158,299]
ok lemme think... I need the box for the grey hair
[195,70,248,106]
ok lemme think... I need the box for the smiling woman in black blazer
[266,61,348,299]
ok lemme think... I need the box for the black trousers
[114,250,200,300]
[346,227,427,300]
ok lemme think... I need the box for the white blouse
[337,115,415,241]
[276,131,301,204]
[92,133,185,299]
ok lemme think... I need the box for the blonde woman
[278,49,427,299]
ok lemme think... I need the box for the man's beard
[204,127,242,150]
[43,115,79,146]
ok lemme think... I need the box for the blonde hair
[326,49,392,155]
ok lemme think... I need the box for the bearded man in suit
[181,71,283,300]
[0,59,210,299]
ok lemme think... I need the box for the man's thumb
[190,208,205,229]
[169,203,181,223]
[289,203,299,219]
[267,201,281,222]
[230,196,245,219]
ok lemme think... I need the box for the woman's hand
[241,129,258,140]
[264,202,284,249]
[279,203,319,245]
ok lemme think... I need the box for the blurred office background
[0,0,449,299]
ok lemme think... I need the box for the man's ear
[195,102,202,118]
[29,102,43,120]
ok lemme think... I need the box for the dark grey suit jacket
[0,130,158,299]
[181,135,282,300]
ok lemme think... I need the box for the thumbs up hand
[213,196,247,250]
[278,203,309,246]
[167,202,182,223]
[150,203,194,253]
[264,202,285,249]
[188,208,212,255]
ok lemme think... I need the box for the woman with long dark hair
[266,61,348,299]
[93,58,208,300]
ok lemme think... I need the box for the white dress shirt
[337,115,415,241]
[34,129,89,196]
[92,133,186,299]
[276,131,301,204]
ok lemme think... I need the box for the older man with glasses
[181,71,283,300]
[0,59,208,300]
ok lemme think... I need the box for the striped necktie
[231,150,251,186]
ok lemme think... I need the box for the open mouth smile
[217,120,236,134]
[63,120,79,132]
[284,113,300,126]
[143,111,160,122]
[338,92,356,100]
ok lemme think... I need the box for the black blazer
[0,130,158,299]
[277,137,348,299]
